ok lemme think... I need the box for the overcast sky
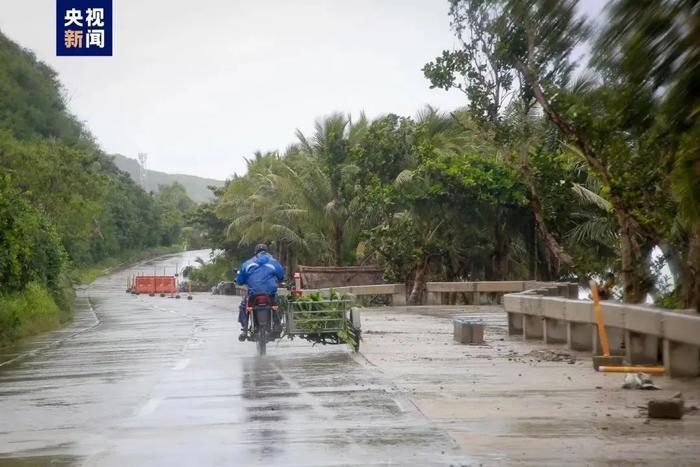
[0,0,605,180]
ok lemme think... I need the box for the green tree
[153,182,195,246]
[423,0,579,277]
[296,113,368,265]
[0,175,65,294]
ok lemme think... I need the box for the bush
[0,175,67,294]
[188,254,237,289]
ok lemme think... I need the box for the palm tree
[218,149,336,270]
[295,113,368,265]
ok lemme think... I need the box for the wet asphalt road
[0,252,462,466]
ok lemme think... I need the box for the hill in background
[111,154,224,203]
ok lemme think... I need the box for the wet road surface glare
[0,252,463,466]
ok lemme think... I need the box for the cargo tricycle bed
[279,295,361,352]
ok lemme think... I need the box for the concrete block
[648,399,684,419]
[507,312,524,335]
[567,283,579,299]
[568,322,593,351]
[454,320,484,344]
[663,312,700,346]
[592,355,625,371]
[663,339,700,377]
[470,324,485,344]
[523,314,544,340]
[544,318,567,344]
[625,331,659,364]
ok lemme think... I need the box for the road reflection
[241,357,289,461]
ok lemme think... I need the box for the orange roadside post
[590,279,665,374]
[599,366,665,374]
[590,279,625,370]
[591,280,611,357]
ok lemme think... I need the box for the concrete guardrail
[424,280,573,305]
[300,279,699,377]
[303,281,555,306]
[504,287,700,378]
[297,279,699,377]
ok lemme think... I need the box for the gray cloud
[0,0,470,179]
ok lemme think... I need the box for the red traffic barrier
[134,276,176,295]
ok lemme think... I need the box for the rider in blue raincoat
[236,243,285,340]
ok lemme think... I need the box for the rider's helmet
[254,243,268,254]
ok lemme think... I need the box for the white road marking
[136,397,162,417]
[394,398,408,413]
[173,358,190,370]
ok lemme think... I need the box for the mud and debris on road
[361,306,700,466]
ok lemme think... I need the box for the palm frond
[571,183,613,212]
[565,216,618,244]
[394,169,415,186]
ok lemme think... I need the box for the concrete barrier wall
[425,281,574,305]
[299,278,699,377]
[303,280,576,307]
[504,288,700,378]
[304,281,561,306]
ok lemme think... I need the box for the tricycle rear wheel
[257,326,267,356]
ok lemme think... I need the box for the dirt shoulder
[359,305,700,466]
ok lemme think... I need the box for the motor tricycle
[242,293,282,356]
[241,286,361,356]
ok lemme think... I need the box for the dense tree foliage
[423,0,699,308]
[197,0,698,310]
[198,108,557,303]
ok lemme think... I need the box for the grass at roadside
[0,282,70,348]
